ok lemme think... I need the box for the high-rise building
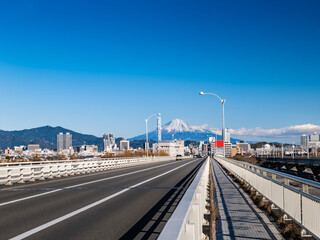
[103,134,116,152]
[65,133,72,149]
[57,132,72,150]
[224,142,232,157]
[120,139,130,151]
[57,133,63,150]
[222,128,231,143]
[301,134,309,149]
[309,132,320,142]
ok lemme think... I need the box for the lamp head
[199,92,204,96]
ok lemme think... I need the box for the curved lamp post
[199,92,226,157]
[145,113,161,158]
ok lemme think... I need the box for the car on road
[176,154,182,160]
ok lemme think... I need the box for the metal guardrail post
[18,168,24,183]
[57,166,61,178]
[6,169,12,185]
[40,167,45,180]
[49,166,53,179]
[302,184,309,194]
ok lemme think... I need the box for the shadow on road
[119,159,205,240]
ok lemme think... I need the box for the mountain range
[0,126,104,150]
[0,119,240,151]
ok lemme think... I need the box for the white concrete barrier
[0,156,180,186]
[158,157,209,240]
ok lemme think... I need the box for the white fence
[158,157,209,240]
[215,156,320,239]
[0,156,179,185]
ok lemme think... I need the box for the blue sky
[0,0,319,143]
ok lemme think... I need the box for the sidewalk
[212,160,283,240]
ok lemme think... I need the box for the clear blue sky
[0,0,319,141]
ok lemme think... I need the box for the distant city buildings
[120,139,130,151]
[57,132,72,150]
[103,134,117,152]
[300,132,320,156]
[256,144,272,156]
[305,132,320,156]
[28,144,40,152]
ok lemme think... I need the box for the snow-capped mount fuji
[162,119,208,133]
[130,119,233,142]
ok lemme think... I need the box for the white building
[14,145,26,153]
[309,132,320,149]
[80,145,99,156]
[238,142,251,153]
[120,139,130,151]
[153,140,185,156]
[309,132,320,142]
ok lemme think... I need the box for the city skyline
[0,1,319,143]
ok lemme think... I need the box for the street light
[145,113,161,158]
[199,91,226,157]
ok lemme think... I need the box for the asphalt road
[0,158,205,240]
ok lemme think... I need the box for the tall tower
[157,114,162,142]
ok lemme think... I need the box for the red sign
[215,140,224,147]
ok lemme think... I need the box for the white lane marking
[10,159,198,240]
[0,160,183,207]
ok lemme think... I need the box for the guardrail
[257,157,320,168]
[0,156,181,167]
[215,156,320,239]
[158,157,209,240]
[0,156,179,186]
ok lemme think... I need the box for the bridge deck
[212,160,283,240]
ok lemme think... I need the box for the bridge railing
[0,156,183,167]
[215,156,320,239]
[158,157,209,240]
[0,156,179,185]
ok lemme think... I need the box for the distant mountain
[0,126,104,151]
[129,119,241,143]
